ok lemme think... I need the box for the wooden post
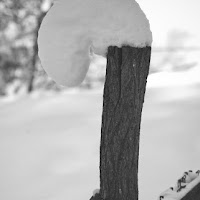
[89,46,200,200]
[90,46,151,200]
[181,183,200,200]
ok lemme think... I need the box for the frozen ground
[0,70,200,200]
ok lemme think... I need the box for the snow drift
[38,0,152,87]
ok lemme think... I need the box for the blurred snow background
[0,0,200,200]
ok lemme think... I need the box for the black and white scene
[0,0,200,200]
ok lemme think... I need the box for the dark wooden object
[181,182,200,200]
[98,46,151,200]
[89,46,200,200]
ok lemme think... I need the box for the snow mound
[158,170,200,200]
[38,0,152,87]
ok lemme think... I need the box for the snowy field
[0,69,200,200]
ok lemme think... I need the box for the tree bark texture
[99,46,151,200]
[181,182,200,200]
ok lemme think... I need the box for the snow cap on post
[38,0,152,87]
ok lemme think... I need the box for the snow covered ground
[0,69,200,200]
